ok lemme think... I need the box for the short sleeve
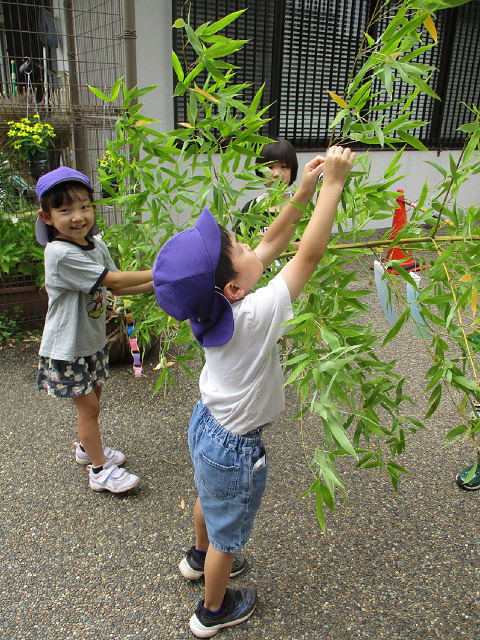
[51,246,109,294]
[237,274,293,356]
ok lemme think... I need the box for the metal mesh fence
[173,0,480,151]
[0,0,126,322]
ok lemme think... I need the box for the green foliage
[90,0,480,532]
[0,157,45,285]
[0,307,22,342]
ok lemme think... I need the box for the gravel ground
[2,249,480,640]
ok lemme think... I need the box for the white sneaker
[88,464,139,493]
[75,442,126,466]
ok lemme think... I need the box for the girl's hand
[322,146,356,188]
[298,155,326,197]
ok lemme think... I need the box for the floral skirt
[37,345,109,399]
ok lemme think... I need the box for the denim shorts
[188,400,269,553]
[37,345,109,399]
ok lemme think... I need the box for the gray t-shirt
[39,236,118,360]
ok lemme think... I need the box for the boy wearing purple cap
[153,146,355,637]
[35,167,153,493]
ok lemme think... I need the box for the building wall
[135,0,480,224]
[135,0,174,132]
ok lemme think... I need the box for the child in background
[234,137,298,237]
[35,167,153,494]
[153,146,355,637]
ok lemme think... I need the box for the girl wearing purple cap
[153,146,355,636]
[35,167,154,494]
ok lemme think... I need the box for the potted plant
[7,115,56,179]
[97,149,121,198]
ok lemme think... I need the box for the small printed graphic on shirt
[86,287,105,318]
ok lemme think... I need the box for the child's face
[39,194,95,246]
[229,235,264,296]
[265,161,291,188]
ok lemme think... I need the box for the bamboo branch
[280,235,480,257]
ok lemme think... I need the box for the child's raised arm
[280,146,355,302]
[254,155,325,269]
[102,269,153,297]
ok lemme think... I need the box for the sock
[79,443,86,453]
[206,604,223,616]
[195,547,207,557]
[92,465,104,474]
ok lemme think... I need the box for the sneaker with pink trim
[75,442,126,467]
[88,464,139,493]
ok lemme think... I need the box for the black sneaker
[179,546,247,581]
[189,586,257,638]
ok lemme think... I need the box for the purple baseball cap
[153,207,234,348]
[35,167,99,245]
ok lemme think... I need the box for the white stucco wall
[298,149,479,207]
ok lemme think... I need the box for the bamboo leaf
[382,307,410,347]
[172,51,184,81]
[315,487,325,533]
[453,376,480,392]
[397,130,429,151]
[327,90,348,109]
[192,86,220,102]
[444,424,468,439]
[318,483,335,513]
[465,459,479,484]
[460,273,472,282]
[88,85,109,101]
[201,9,247,36]
[109,77,124,101]
[388,460,410,474]
[409,74,440,100]
[472,288,478,317]
[462,131,480,164]
[372,120,384,148]
[329,108,350,129]
[185,23,204,56]
[326,418,357,457]
[422,13,438,42]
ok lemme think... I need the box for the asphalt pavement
[2,260,480,640]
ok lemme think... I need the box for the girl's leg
[73,388,106,468]
[203,547,234,612]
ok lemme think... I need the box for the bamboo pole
[280,235,480,258]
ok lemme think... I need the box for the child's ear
[223,281,244,303]
[37,209,53,225]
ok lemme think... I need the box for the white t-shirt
[199,274,293,435]
[39,236,117,360]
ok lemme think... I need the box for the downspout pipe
[123,0,137,103]
[63,0,88,171]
